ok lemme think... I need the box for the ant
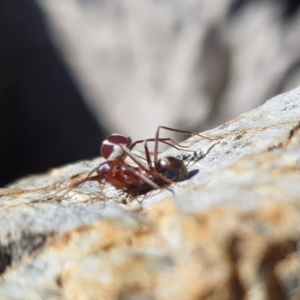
[54,126,218,201]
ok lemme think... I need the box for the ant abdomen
[101,134,132,160]
[156,157,188,182]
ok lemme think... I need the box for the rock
[0,86,300,299]
[3,0,300,184]
[36,0,300,140]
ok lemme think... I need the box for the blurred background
[1,0,300,186]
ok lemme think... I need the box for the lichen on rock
[1,87,300,299]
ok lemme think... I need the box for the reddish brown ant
[129,126,217,174]
[54,126,218,201]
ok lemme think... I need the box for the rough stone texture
[0,87,300,299]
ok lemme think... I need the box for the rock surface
[36,0,300,140]
[1,87,300,299]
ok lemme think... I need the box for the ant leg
[143,140,154,169]
[120,145,174,187]
[142,141,176,192]
[153,125,222,165]
[120,145,150,171]
[48,168,99,201]
[156,126,218,140]
[97,181,107,207]
[134,143,178,192]
[130,138,191,151]
[131,138,198,159]
[123,163,174,196]
[122,162,160,190]
[131,137,199,170]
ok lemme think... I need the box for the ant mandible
[59,126,217,199]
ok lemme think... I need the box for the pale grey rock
[36,0,300,141]
[0,86,300,299]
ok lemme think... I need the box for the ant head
[101,134,132,160]
[157,156,188,182]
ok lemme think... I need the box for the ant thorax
[101,134,132,161]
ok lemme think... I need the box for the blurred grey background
[1,0,300,185]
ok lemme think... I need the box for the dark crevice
[288,122,300,140]
[259,240,297,300]
[226,235,298,299]
[267,121,300,152]
[0,249,12,273]
[282,121,300,149]
[227,235,246,299]
[0,233,47,274]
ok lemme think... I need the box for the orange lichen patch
[2,87,300,299]
[62,249,170,300]
[147,198,178,221]
[48,215,157,258]
[57,201,300,300]
[275,252,300,300]
[155,254,234,300]
[258,202,300,239]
